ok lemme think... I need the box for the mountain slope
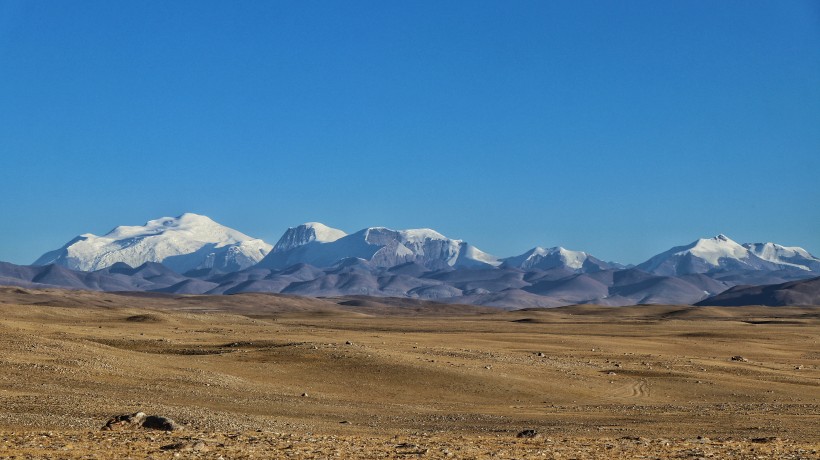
[33,213,272,273]
[696,276,820,306]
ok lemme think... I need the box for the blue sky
[1,1,818,265]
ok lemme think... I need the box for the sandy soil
[0,287,817,458]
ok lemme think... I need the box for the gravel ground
[1,430,818,459]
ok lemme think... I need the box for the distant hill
[696,276,820,307]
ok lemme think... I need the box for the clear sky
[1,1,818,265]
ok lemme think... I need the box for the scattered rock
[730,356,747,362]
[620,436,644,442]
[160,440,208,452]
[752,437,778,443]
[101,412,146,431]
[395,443,429,455]
[125,314,162,323]
[516,429,539,439]
[141,415,179,431]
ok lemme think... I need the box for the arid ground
[0,287,817,458]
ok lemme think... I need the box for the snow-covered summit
[636,234,750,275]
[33,213,272,273]
[502,246,614,272]
[505,247,588,270]
[355,226,500,269]
[101,213,221,239]
[394,228,448,242]
[259,225,500,270]
[678,234,748,266]
[273,222,347,253]
[635,234,810,276]
[743,242,820,271]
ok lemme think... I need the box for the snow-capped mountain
[20,215,820,308]
[636,234,795,276]
[743,242,820,272]
[258,224,500,270]
[273,222,347,253]
[33,213,272,273]
[502,246,614,272]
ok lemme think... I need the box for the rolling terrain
[0,287,817,457]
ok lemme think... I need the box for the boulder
[516,429,539,438]
[101,412,146,431]
[101,412,179,431]
[142,415,179,431]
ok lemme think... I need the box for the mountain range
[2,213,817,308]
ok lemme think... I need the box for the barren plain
[0,287,817,458]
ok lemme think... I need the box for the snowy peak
[743,242,820,271]
[636,234,754,275]
[259,224,500,270]
[104,213,220,239]
[506,247,586,270]
[398,228,448,243]
[361,226,500,269]
[502,246,613,272]
[273,222,346,253]
[33,213,272,273]
[680,234,748,266]
[636,234,818,276]
[548,247,587,269]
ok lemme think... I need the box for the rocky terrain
[1,430,816,459]
[0,287,817,457]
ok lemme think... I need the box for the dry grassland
[0,288,817,458]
